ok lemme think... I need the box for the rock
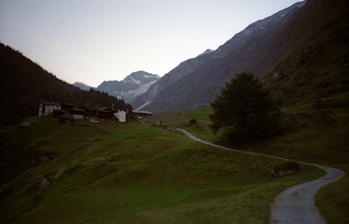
[36,175,51,189]
[89,118,100,124]
[152,121,162,127]
[17,121,30,128]
[167,125,177,131]
[24,151,53,166]
[271,161,300,177]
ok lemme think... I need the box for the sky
[0,0,300,87]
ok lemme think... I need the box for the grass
[0,115,323,224]
[231,107,349,224]
[0,116,56,184]
[151,105,349,223]
[147,106,215,142]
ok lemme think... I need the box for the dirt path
[178,128,345,224]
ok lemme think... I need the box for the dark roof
[131,110,152,115]
[72,108,85,112]
[41,101,61,106]
[53,109,65,112]
[99,107,112,111]
[62,103,74,107]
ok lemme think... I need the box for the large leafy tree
[210,71,281,143]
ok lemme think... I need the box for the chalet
[72,108,85,120]
[39,100,116,122]
[39,101,61,116]
[83,108,96,118]
[114,110,126,123]
[52,109,65,118]
[129,110,152,120]
[61,103,74,113]
[97,107,114,119]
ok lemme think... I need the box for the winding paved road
[178,128,345,224]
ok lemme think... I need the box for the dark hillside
[263,0,349,108]
[131,50,215,109]
[145,2,305,113]
[0,43,131,126]
[146,0,349,113]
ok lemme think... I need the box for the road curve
[178,128,345,224]
[270,165,345,224]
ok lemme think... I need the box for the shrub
[189,119,198,125]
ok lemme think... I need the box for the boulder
[271,161,300,177]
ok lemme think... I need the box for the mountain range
[74,71,160,103]
[76,2,304,110]
[131,1,305,113]
[129,0,348,113]
[131,49,215,109]
[2,0,348,123]
[88,1,305,111]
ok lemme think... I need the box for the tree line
[0,43,132,126]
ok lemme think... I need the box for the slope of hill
[96,71,160,103]
[135,2,305,113]
[0,43,131,126]
[0,116,321,224]
[140,0,348,114]
[132,49,215,109]
[263,0,349,110]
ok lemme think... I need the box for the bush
[189,119,198,125]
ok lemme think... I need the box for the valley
[1,0,348,223]
[1,105,348,223]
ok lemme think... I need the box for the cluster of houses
[38,101,152,123]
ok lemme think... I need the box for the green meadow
[0,106,347,223]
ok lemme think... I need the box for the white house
[39,102,61,116]
[114,110,126,123]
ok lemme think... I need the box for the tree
[210,71,281,143]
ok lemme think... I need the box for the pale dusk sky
[0,0,301,87]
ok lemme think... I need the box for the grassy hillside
[175,106,349,223]
[0,116,322,224]
[249,108,349,224]
[253,5,349,221]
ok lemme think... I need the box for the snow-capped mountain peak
[96,71,160,103]
[73,82,95,91]
[129,77,141,85]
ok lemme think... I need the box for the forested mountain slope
[0,43,131,126]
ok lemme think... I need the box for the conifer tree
[210,71,281,143]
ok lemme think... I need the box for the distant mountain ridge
[73,82,94,91]
[96,71,160,103]
[145,0,348,114]
[131,2,306,112]
[132,49,215,109]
